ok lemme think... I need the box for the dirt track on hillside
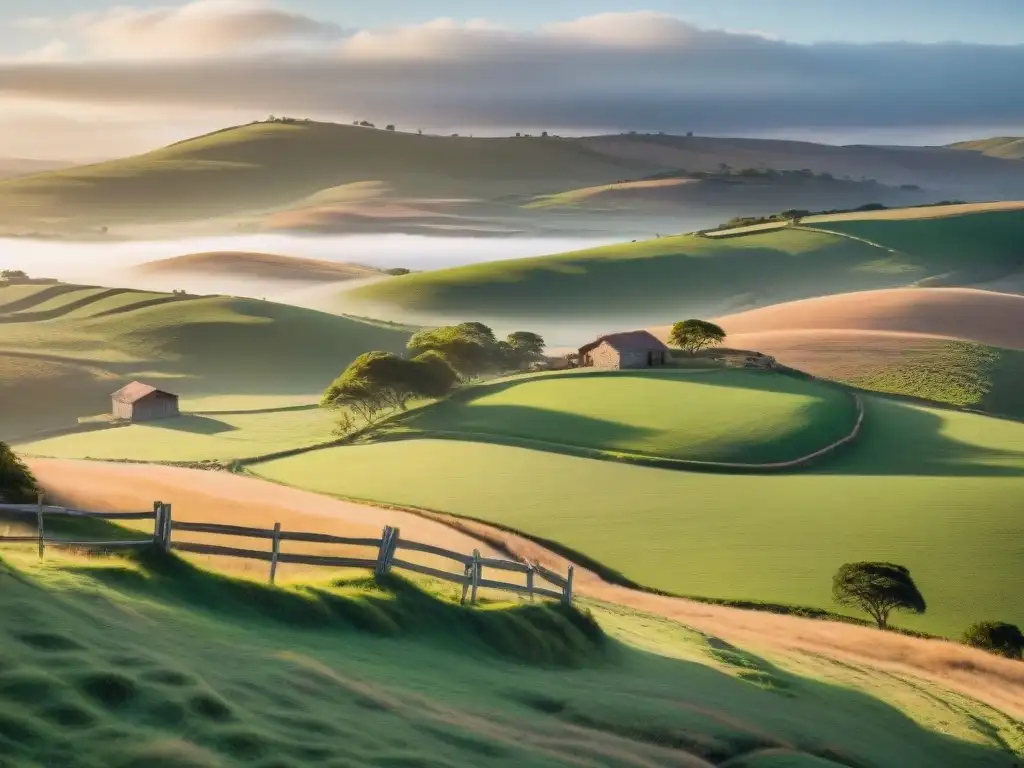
[26,458,1024,721]
[712,288,1024,350]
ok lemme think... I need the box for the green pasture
[396,369,858,465]
[950,136,1024,159]
[0,544,1017,767]
[14,407,338,462]
[253,397,1024,637]
[841,341,1024,418]
[347,208,1024,325]
[0,284,411,438]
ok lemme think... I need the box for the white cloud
[19,0,343,60]
[0,7,1022,144]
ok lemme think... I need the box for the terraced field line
[26,457,1024,724]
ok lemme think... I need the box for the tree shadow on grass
[148,415,238,435]
[812,397,1024,478]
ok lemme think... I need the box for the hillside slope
[0,121,651,230]
[0,282,411,438]
[2,541,1019,767]
[4,122,1024,237]
[134,251,382,283]
[345,205,1024,329]
[950,137,1024,160]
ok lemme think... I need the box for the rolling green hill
[391,369,858,466]
[950,137,1024,160]
[1,546,1016,767]
[0,282,412,439]
[253,395,1024,638]
[0,121,651,232]
[345,205,1024,327]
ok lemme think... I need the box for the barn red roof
[578,330,669,356]
[111,381,177,404]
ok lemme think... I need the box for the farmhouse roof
[111,381,177,404]
[578,330,669,356]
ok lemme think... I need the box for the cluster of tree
[0,441,38,503]
[262,116,312,125]
[0,270,28,280]
[833,561,1023,660]
[668,319,726,354]
[714,198,968,232]
[321,322,546,430]
[406,322,545,381]
[383,267,411,276]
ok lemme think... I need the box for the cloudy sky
[1,0,1023,160]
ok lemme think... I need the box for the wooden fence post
[152,501,163,547]
[36,492,45,560]
[562,565,574,605]
[269,522,281,585]
[460,563,471,605]
[387,527,400,572]
[526,563,535,602]
[470,549,481,605]
[375,526,393,579]
[161,503,173,552]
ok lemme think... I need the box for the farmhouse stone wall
[618,349,653,369]
[588,341,622,369]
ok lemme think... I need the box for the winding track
[26,457,1024,723]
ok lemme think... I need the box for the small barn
[576,331,671,370]
[111,382,180,422]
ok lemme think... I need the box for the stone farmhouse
[573,331,671,370]
[111,381,180,422]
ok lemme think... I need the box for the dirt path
[26,458,1024,721]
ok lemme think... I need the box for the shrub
[0,442,38,503]
[963,621,1024,659]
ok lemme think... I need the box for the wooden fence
[0,496,573,605]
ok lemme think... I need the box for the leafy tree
[832,562,926,629]
[668,319,726,355]
[963,621,1024,659]
[410,351,458,397]
[408,324,496,380]
[507,331,545,359]
[0,270,27,280]
[323,379,388,424]
[385,124,396,131]
[384,268,411,276]
[0,441,38,503]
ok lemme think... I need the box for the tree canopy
[832,562,926,629]
[407,322,544,380]
[0,441,37,503]
[668,319,726,355]
[963,621,1024,659]
[322,351,458,418]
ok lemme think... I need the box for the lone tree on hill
[669,319,726,355]
[322,351,458,418]
[832,562,926,629]
[0,441,38,503]
[963,621,1024,659]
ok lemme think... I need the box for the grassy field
[14,407,339,462]
[345,206,1024,326]
[0,282,411,439]
[950,137,1024,160]
[839,341,1024,418]
[134,251,383,283]
[252,396,1024,638]
[0,544,1018,767]
[395,370,858,465]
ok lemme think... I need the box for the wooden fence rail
[0,497,573,605]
